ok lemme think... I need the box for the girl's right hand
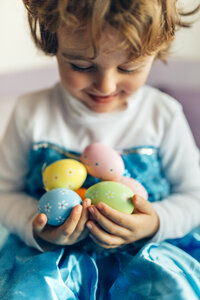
[32,198,91,250]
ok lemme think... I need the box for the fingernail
[76,205,82,213]
[38,215,44,225]
[85,198,91,206]
[86,222,92,229]
[135,195,140,202]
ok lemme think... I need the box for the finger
[86,220,123,247]
[94,202,134,230]
[88,205,130,238]
[60,204,83,237]
[89,233,117,249]
[79,198,91,224]
[132,195,153,214]
[32,213,47,233]
[71,199,91,239]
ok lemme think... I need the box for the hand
[86,195,159,249]
[32,198,91,250]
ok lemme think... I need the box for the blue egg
[38,188,82,226]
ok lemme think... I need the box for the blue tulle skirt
[0,229,200,300]
[0,143,200,299]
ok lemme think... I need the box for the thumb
[32,213,47,233]
[132,195,152,215]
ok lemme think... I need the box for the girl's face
[56,25,155,113]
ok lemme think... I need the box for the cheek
[58,63,90,91]
[123,71,151,93]
[60,70,85,90]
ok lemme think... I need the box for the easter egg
[118,176,148,200]
[75,187,87,200]
[38,188,82,226]
[86,181,134,214]
[81,143,124,181]
[42,159,87,191]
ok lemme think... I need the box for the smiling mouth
[87,93,119,104]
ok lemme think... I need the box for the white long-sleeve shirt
[0,83,199,251]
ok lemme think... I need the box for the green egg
[86,181,134,214]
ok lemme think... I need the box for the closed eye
[70,63,140,74]
[70,63,94,72]
[117,67,139,74]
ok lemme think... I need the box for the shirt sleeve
[150,104,200,242]
[0,97,44,251]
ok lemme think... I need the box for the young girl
[0,0,200,299]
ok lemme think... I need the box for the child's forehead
[57,23,156,64]
[57,24,129,57]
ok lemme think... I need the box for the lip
[87,93,119,104]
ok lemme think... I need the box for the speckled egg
[38,188,82,226]
[118,176,148,200]
[80,143,125,181]
[42,159,87,191]
[86,181,134,214]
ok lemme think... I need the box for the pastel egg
[42,159,87,191]
[81,143,124,181]
[38,188,82,226]
[75,187,87,200]
[86,181,134,214]
[118,176,148,200]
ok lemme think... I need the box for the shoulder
[15,84,60,114]
[13,84,61,125]
[140,85,183,121]
[8,84,62,137]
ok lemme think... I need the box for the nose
[93,70,117,95]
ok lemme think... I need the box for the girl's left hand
[86,195,159,249]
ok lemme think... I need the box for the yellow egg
[42,159,87,191]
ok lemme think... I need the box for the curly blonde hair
[22,0,200,61]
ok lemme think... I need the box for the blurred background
[0,0,200,145]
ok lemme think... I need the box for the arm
[151,106,200,242]
[0,96,91,251]
[0,98,42,249]
[85,105,200,248]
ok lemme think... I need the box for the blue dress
[0,142,200,300]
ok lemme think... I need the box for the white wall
[171,0,200,59]
[0,0,200,75]
[0,1,56,75]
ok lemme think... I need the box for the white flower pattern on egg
[60,189,69,195]
[66,169,75,176]
[44,203,52,212]
[56,216,65,223]
[105,191,115,199]
[66,182,75,189]
[58,200,69,210]
[121,193,128,202]
[90,190,99,198]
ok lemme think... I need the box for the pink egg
[118,176,148,200]
[81,143,125,181]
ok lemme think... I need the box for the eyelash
[70,63,138,74]
[70,64,93,72]
[118,68,137,74]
